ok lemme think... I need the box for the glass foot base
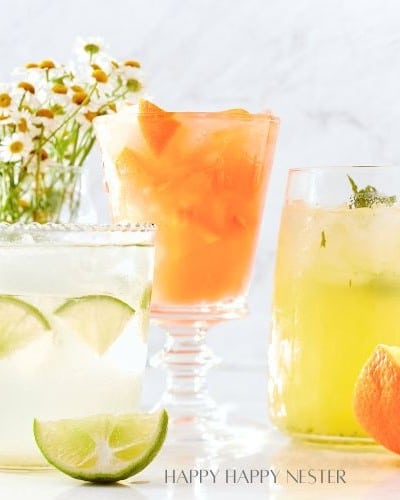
[162,415,270,461]
[271,426,376,447]
[291,432,376,447]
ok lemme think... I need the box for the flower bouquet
[0,38,143,223]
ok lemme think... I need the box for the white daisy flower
[12,86,41,113]
[0,132,33,163]
[75,37,109,61]
[117,61,142,81]
[13,109,34,134]
[84,93,108,112]
[31,108,59,132]
[47,82,70,108]
[0,104,16,126]
[0,84,15,112]
[13,61,67,86]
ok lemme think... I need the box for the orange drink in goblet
[94,100,279,449]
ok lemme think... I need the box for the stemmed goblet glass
[94,103,279,453]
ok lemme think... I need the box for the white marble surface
[2,337,395,499]
[2,1,400,497]
[2,367,400,500]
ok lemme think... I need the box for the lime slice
[54,295,135,355]
[0,296,51,359]
[33,410,168,483]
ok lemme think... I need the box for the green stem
[23,84,98,171]
[70,122,81,164]
[76,135,95,166]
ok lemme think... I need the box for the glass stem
[158,325,220,424]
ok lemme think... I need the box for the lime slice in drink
[54,295,135,355]
[33,410,168,483]
[0,296,51,359]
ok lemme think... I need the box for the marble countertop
[2,366,400,500]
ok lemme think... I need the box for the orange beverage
[95,101,279,306]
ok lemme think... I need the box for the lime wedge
[0,296,51,359]
[33,410,168,483]
[54,295,135,355]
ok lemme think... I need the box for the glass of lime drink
[0,222,155,468]
[270,166,400,443]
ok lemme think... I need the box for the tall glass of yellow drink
[269,166,400,443]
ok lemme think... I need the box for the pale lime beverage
[270,166,400,442]
[0,223,155,468]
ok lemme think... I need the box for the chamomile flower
[0,85,14,111]
[75,37,109,62]
[0,113,14,126]
[13,109,33,134]
[0,37,144,169]
[47,82,71,108]
[118,61,142,80]
[31,108,59,132]
[84,93,108,112]
[12,86,41,113]
[0,132,33,163]
[14,62,67,88]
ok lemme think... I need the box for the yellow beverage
[269,201,400,441]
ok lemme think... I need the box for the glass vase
[0,163,81,223]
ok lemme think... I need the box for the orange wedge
[217,108,250,118]
[354,344,400,453]
[138,99,180,155]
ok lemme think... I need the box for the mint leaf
[347,175,396,208]
[320,230,326,248]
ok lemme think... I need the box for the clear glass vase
[0,163,81,223]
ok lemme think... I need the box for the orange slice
[354,344,400,453]
[217,108,250,118]
[116,147,141,173]
[138,99,180,155]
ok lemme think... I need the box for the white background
[2,0,400,404]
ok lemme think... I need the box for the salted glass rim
[0,222,156,233]
[288,165,400,174]
[0,223,157,247]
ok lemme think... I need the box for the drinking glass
[94,107,279,450]
[0,222,155,468]
[270,166,400,443]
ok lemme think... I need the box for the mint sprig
[347,175,396,209]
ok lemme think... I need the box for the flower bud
[84,43,100,55]
[18,81,35,94]
[124,60,141,68]
[36,108,55,119]
[126,79,141,92]
[72,92,89,105]
[52,83,68,94]
[92,69,108,83]
[39,60,56,69]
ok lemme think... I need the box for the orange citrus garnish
[354,344,400,453]
[137,99,180,155]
